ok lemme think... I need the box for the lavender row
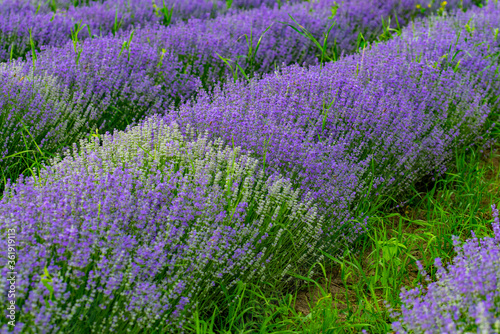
[0,0,155,61]
[0,0,306,62]
[164,1,500,249]
[0,117,326,333]
[0,2,499,333]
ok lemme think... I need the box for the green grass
[188,121,500,333]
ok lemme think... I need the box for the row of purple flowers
[0,0,476,184]
[0,0,305,62]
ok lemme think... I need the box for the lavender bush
[0,34,202,184]
[0,0,159,62]
[375,0,500,108]
[391,204,500,333]
[166,29,491,252]
[0,63,94,179]
[0,0,309,62]
[0,116,326,332]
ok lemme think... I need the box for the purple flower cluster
[0,63,90,171]
[391,204,500,333]
[165,3,496,249]
[126,0,475,91]
[0,0,158,61]
[0,116,325,333]
[0,0,310,62]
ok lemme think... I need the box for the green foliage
[111,8,123,37]
[280,15,337,68]
[1,1,497,332]
[154,0,175,27]
[216,24,274,83]
[118,29,135,61]
[70,20,86,66]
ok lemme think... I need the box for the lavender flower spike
[0,116,325,332]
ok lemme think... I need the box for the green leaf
[216,52,237,83]
[328,2,339,19]
[236,64,250,82]
[41,279,54,295]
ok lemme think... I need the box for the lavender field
[0,0,499,333]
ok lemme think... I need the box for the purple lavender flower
[0,62,90,177]
[0,0,160,62]
[0,117,325,332]
[391,204,500,333]
[165,6,493,251]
